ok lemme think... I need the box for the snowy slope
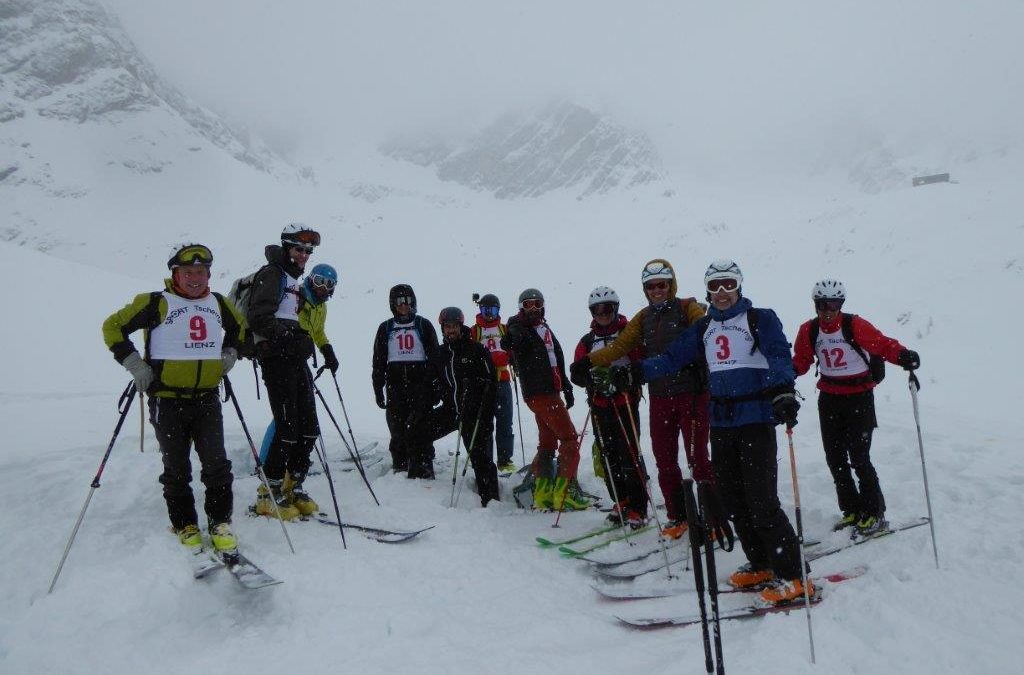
[3,2,1024,674]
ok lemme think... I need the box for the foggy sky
[102,0,1023,174]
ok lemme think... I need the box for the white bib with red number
[814,329,869,378]
[589,330,629,367]
[149,292,223,360]
[388,322,426,362]
[535,324,558,367]
[703,312,768,373]
[477,325,507,356]
[274,272,302,321]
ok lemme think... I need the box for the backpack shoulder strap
[841,313,870,362]
[809,318,821,359]
[746,308,760,356]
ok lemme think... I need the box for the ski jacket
[372,314,441,405]
[102,279,246,399]
[587,259,708,396]
[793,312,906,395]
[642,297,795,427]
[435,325,497,422]
[247,245,314,361]
[501,313,571,400]
[297,288,334,361]
[572,315,643,407]
[471,315,512,382]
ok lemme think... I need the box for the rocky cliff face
[381,102,665,200]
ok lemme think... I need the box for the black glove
[772,392,800,428]
[375,389,386,409]
[569,357,593,387]
[611,362,644,392]
[321,344,339,374]
[897,349,920,371]
[564,388,575,409]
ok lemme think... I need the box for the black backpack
[809,313,885,384]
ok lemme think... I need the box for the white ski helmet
[812,279,846,301]
[281,222,321,247]
[641,260,674,284]
[588,286,620,308]
[704,259,743,287]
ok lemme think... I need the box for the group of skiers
[103,225,922,607]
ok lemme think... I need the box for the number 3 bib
[703,312,768,373]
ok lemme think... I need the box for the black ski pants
[148,394,233,530]
[386,381,438,479]
[592,401,648,516]
[711,423,803,580]
[818,390,884,518]
[260,355,320,482]
[428,403,500,506]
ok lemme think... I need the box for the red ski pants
[526,393,581,479]
[649,391,712,521]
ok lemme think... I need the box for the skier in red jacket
[792,279,921,535]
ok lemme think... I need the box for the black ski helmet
[477,293,500,309]
[389,283,417,315]
[438,306,465,326]
[518,288,544,308]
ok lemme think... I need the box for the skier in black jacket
[372,284,442,478]
[429,307,500,506]
[247,223,322,521]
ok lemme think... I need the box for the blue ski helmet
[305,263,338,298]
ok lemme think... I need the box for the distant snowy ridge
[0,0,293,178]
[381,101,666,199]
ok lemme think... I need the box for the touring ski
[211,550,282,589]
[535,523,620,548]
[311,514,435,543]
[805,517,929,563]
[595,566,867,601]
[558,524,657,557]
[617,586,825,628]
[188,547,224,579]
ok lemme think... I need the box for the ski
[577,529,684,565]
[337,441,381,463]
[211,550,282,590]
[311,514,435,543]
[536,523,620,548]
[805,517,929,563]
[558,524,657,557]
[188,547,224,579]
[595,540,692,579]
[595,566,867,601]
[617,586,825,628]
[335,454,385,473]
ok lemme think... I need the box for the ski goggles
[310,273,336,291]
[480,305,500,319]
[590,302,618,317]
[643,280,669,292]
[641,261,673,284]
[284,230,321,246]
[521,299,543,310]
[289,243,316,255]
[169,244,213,268]
[394,295,415,307]
[706,278,739,293]
[814,298,844,312]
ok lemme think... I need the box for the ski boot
[551,477,592,511]
[208,521,238,559]
[833,512,859,531]
[285,472,319,516]
[660,520,689,540]
[855,514,888,536]
[498,461,517,475]
[728,562,775,589]
[761,577,815,605]
[254,479,301,521]
[533,477,554,510]
[177,524,203,553]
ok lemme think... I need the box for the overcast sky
[103,0,1023,173]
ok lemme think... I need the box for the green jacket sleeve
[102,292,162,363]
[215,293,247,352]
[300,302,329,350]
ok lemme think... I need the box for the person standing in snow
[570,259,711,539]
[247,224,324,521]
[102,243,245,556]
[600,259,810,605]
[792,278,921,535]
[569,286,648,527]
[430,306,501,506]
[470,293,516,474]
[372,283,442,479]
[501,288,588,511]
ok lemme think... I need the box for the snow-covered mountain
[381,101,666,199]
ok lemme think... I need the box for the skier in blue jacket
[598,259,810,605]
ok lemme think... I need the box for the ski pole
[785,426,816,664]
[511,370,527,466]
[598,430,628,534]
[552,409,591,528]
[139,391,144,452]
[49,382,136,594]
[909,373,939,569]
[313,434,347,548]
[697,481,729,675]
[449,419,465,508]
[681,479,715,674]
[454,408,484,508]
[315,367,368,469]
[312,380,381,506]
[224,377,296,554]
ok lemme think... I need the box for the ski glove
[569,357,593,388]
[321,344,340,374]
[121,352,154,393]
[590,366,616,396]
[771,392,800,428]
[610,363,644,393]
[564,387,575,409]
[897,349,920,371]
[375,390,387,409]
[221,347,238,376]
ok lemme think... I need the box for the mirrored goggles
[171,244,213,267]
[521,299,543,310]
[590,302,618,317]
[286,230,321,246]
[814,298,844,312]
[394,295,415,307]
[706,278,739,293]
[480,305,500,319]
[310,273,336,290]
[289,243,315,254]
